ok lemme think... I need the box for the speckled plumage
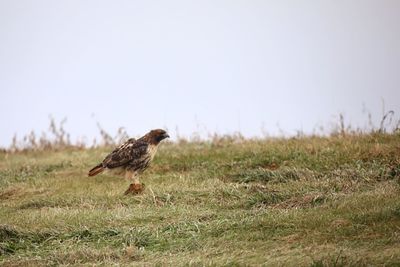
[88,129,169,194]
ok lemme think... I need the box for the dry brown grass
[0,131,399,266]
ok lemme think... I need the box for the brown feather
[87,129,169,180]
[88,164,105,176]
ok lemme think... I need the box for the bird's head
[144,129,170,144]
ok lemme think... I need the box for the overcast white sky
[0,0,399,146]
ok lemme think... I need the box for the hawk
[88,129,169,195]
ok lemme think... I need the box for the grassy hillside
[1,133,399,266]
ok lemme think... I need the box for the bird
[88,129,169,195]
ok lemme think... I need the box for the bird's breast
[147,144,159,161]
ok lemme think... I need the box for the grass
[0,133,399,266]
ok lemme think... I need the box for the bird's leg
[124,171,144,195]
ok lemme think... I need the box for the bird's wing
[102,139,149,169]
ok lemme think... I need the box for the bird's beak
[163,133,170,139]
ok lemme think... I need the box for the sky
[0,0,399,147]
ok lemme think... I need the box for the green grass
[0,133,400,266]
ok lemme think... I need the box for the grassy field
[0,133,399,266]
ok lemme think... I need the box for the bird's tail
[88,164,105,176]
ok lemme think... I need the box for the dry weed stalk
[3,111,399,153]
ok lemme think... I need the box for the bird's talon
[124,183,144,195]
